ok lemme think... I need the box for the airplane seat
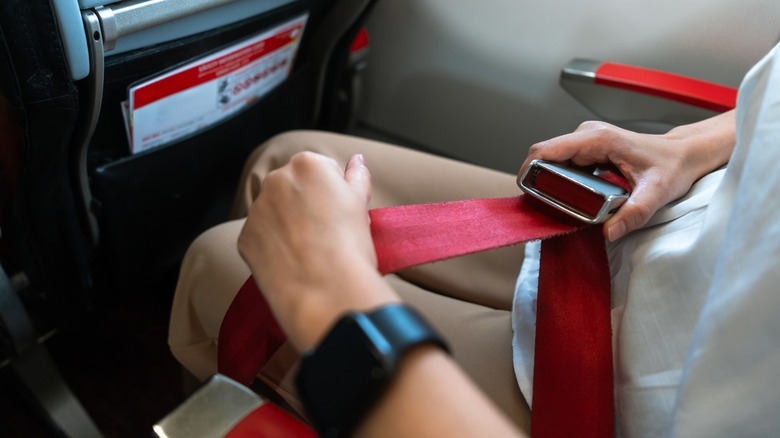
[0,0,376,434]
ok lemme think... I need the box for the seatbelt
[224,403,316,438]
[218,195,613,437]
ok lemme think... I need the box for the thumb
[344,154,372,205]
[604,184,663,242]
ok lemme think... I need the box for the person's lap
[168,130,530,428]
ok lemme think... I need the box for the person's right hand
[238,152,400,352]
[518,111,736,241]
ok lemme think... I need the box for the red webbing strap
[533,226,613,437]
[370,195,585,273]
[225,403,316,438]
[218,196,584,384]
[217,195,613,437]
[218,277,287,387]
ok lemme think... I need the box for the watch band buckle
[518,160,629,224]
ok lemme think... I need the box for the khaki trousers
[168,130,531,429]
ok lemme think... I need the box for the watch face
[297,315,391,436]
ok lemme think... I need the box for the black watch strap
[365,303,449,365]
[296,303,448,438]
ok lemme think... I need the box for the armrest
[560,59,737,131]
[154,374,316,438]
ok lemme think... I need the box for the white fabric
[512,239,541,402]
[512,42,780,437]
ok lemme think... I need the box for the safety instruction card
[124,14,308,154]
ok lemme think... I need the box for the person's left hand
[238,152,399,352]
[519,112,735,241]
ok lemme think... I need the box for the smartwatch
[295,303,449,438]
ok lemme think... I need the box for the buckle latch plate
[518,160,629,224]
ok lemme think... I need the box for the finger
[289,151,343,178]
[518,134,598,185]
[603,182,665,241]
[520,127,620,175]
[344,154,372,205]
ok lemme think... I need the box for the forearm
[356,345,525,438]
[663,109,736,180]
[288,266,523,437]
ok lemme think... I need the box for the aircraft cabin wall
[357,0,780,173]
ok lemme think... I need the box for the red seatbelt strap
[533,226,613,437]
[225,403,317,438]
[218,195,613,437]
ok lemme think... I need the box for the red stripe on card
[132,24,303,110]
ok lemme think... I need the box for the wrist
[295,303,449,437]
[664,110,736,178]
[288,259,400,351]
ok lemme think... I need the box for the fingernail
[607,221,626,242]
[355,154,365,165]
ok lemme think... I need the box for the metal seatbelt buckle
[153,374,264,437]
[518,160,629,224]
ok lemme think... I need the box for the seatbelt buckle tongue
[518,160,629,224]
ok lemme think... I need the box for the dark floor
[0,274,187,437]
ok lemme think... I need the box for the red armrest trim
[350,27,370,53]
[595,62,737,112]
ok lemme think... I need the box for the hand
[240,152,524,438]
[519,111,736,241]
[238,152,399,351]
